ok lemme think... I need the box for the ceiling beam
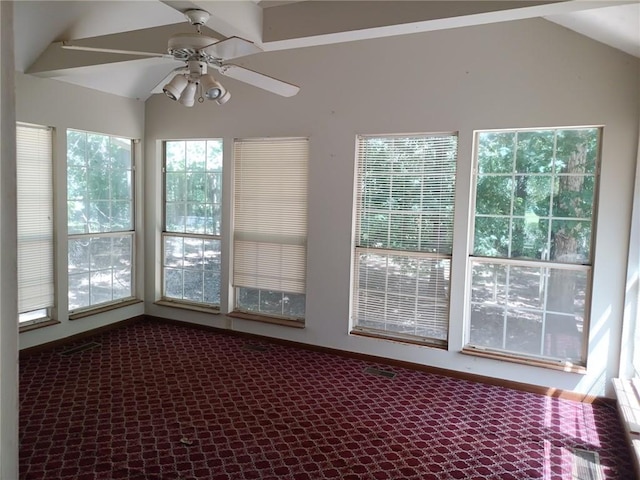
[261,0,638,51]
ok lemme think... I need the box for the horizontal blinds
[353,133,457,342]
[16,124,54,313]
[233,138,308,293]
[356,134,457,254]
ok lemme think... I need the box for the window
[467,127,601,365]
[67,129,135,312]
[17,123,54,325]
[352,134,458,345]
[233,137,308,321]
[162,140,222,307]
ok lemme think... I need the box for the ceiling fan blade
[202,37,262,61]
[217,64,300,97]
[150,66,189,94]
[61,42,173,59]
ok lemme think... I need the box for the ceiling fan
[60,9,300,107]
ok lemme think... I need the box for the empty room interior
[2,0,640,479]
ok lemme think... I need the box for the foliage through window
[163,140,222,306]
[468,127,601,364]
[233,138,308,321]
[17,123,54,325]
[67,129,135,311]
[353,134,458,345]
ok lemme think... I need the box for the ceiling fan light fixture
[215,90,231,105]
[179,81,197,107]
[200,74,225,101]
[163,74,188,101]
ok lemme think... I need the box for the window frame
[464,126,602,367]
[351,132,459,347]
[66,129,137,314]
[160,139,223,310]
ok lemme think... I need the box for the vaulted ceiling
[14,0,640,101]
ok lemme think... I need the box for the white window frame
[67,129,136,314]
[351,133,458,346]
[161,139,223,309]
[465,126,601,367]
[17,123,55,327]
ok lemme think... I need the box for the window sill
[155,299,220,315]
[19,318,60,333]
[228,311,305,328]
[350,328,447,349]
[461,346,587,374]
[69,298,143,320]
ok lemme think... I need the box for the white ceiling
[13,0,640,101]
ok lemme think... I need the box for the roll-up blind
[233,138,309,293]
[16,123,54,313]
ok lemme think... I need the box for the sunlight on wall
[575,306,611,395]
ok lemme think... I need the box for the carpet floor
[19,319,634,479]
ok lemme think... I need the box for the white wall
[1,3,19,478]
[16,73,146,350]
[145,18,640,397]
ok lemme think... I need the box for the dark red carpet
[19,320,633,479]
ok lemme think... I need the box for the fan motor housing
[168,33,217,61]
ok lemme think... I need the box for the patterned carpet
[19,319,634,479]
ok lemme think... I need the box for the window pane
[474,127,598,264]
[470,304,505,349]
[512,175,551,217]
[553,175,595,219]
[236,287,305,319]
[555,128,599,175]
[505,310,543,356]
[164,268,183,299]
[68,234,133,311]
[469,260,588,362]
[473,217,509,257]
[550,219,591,263]
[471,263,506,304]
[165,140,223,239]
[476,132,515,174]
[67,130,134,235]
[515,130,555,174]
[166,141,186,172]
[510,218,548,260]
[475,176,512,215]
[162,234,221,306]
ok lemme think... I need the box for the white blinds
[233,138,309,293]
[16,123,54,313]
[353,133,457,343]
[355,134,457,254]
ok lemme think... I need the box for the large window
[352,134,458,345]
[162,140,222,307]
[17,123,54,325]
[67,129,135,312]
[233,137,308,321]
[467,127,600,365]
